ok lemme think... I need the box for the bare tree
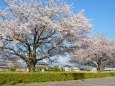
[0,0,92,72]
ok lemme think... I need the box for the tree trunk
[97,64,101,72]
[97,66,101,72]
[27,61,36,72]
[96,58,102,72]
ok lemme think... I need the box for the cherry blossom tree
[0,0,92,72]
[70,35,115,71]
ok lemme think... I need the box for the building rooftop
[63,65,72,68]
[36,62,48,65]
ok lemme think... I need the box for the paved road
[15,77,115,86]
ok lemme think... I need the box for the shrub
[0,72,115,85]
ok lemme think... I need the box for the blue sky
[67,0,115,39]
[1,0,115,65]
[0,0,115,39]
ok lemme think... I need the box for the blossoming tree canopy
[70,35,115,71]
[0,0,92,72]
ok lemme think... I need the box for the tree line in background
[0,0,114,72]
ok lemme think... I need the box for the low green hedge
[0,72,115,85]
